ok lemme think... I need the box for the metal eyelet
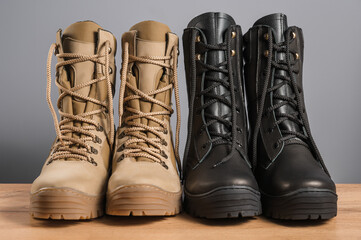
[117,154,124,162]
[90,146,98,154]
[292,32,296,39]
[160,150,168,159]
[117,145,125,152]
[274,142,280,149]
[118,132,125,139]
[93,136,102,144]
[268,127,274,133]
[108,67,113,74]
[237,127,242,133]
[161,161,169,169]
[90,157,97,166]
[163,129,168,134]
[161,139,168,146]
[108,47,112,54]
[231,31,236,38]
[264,33,269,40]
[196,35,201,42]
[231,50,236,56]
[295,53,300,60]
[196,54,201,61]
[264,50,269,58]
[202,144,207,149]
[96,125,104,132]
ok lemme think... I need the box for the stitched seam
[109,184,182,197]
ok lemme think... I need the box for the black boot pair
[182,12,337,220]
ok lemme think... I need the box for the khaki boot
[106,21,182,216]
[30,21,116,220]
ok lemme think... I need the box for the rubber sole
[184,186,262,219]
[262,188,338,220]
[106,185,182,216]
[30,187,104,220]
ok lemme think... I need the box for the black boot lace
[195,31,239,167]
[251,28,329,175]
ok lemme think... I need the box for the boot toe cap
[185,150,259,195]
[31,161,108,196]
[108,158,181,194]
[257,145,336,196]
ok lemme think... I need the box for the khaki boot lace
[118,42,181,172]
[46,41,114,165]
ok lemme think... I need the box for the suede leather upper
[108,21,181,194]
[31,21,116,196]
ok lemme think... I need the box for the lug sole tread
[30,188,104,220]
[262,189,337,220]
[185,187,262,219]
[106,185,182,216]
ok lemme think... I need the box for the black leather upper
[256,144,336,196]
[187,12,235,136]
[185,145,258,194]
[244,13,335,196]
[254,13,302,137]
[183,12,258,194]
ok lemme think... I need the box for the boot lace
[46,41,114,165]
[251,28,329,175]
[195,31,239,167]
[117,42,181,171]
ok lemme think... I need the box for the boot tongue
[128,21,170,123]
[130,21,169,94]
[254,13,288,43]
[62,21,101,115]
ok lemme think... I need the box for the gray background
[0,0,360,183]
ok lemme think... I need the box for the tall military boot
[182,12,261,219]
[244,13,337,220]
[30,21,116,220]
[106,21,182,216]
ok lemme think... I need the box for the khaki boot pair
[30,20,182,220]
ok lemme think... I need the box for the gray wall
[0,0,360,183]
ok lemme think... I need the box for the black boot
[244,13,337,220]
[182,12,261,219]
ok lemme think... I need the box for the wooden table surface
[0,184,360,240]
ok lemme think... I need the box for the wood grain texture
[0,184,360,240]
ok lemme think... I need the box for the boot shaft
[243,13,327,173]
[46,21,116,168]
[120,21,177,124]
[116,20,180,171]
[183,12,248,176]
[55,21,117,142]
